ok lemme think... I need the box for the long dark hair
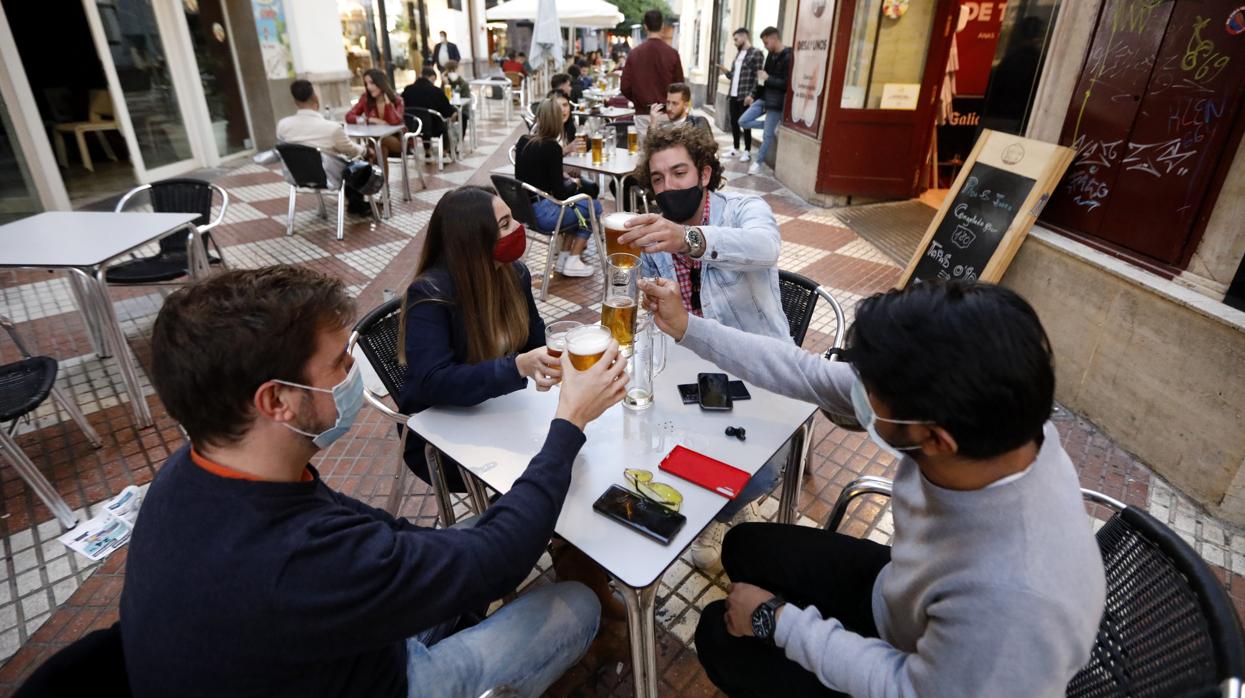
[363,69,400,114]
[399,186,529,365]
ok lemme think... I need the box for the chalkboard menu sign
[900,130,1074,287]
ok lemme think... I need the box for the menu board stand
[899,129,1074,288]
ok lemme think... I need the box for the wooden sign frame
[898,129,1075,288]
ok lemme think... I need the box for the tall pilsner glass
[602,212,640,260]
[602,253,640,356]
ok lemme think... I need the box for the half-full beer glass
[566,325,611,370]
[602,212,640,261]
[602,253,640,355]
[591,133,603,164]
[627,126,638,154]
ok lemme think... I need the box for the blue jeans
[533,197,601,239]
[405,581,600,698]
[738,101,781,165]
[716,440,792,522]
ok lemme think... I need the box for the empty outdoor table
[470,78,514,122]
[0,211,203,427]
[343,122,407,218]
[571,106,635,121]
[408,341,816,698]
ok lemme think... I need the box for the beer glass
[627,126,638,154]
[591,132,603,165]
[576,125,589,155]
[566,325,611,370]
[545,320,581,359]
[602,253,640,355]
[602,212,639,261]
[625,315,657,410]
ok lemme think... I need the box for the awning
[485,0,623,29]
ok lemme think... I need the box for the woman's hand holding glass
[555,341,627,430]
[516,346,562,391]
[638,277,689,341]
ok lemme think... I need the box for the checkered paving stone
[1,108,1242,696]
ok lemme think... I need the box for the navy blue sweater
[119,420,585,697]
[397,264,545,487]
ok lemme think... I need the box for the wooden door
[814,0,960,198]
[1041,0,1245,266]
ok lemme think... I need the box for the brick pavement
[1,105,1244,695]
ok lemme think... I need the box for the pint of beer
[602,297,637,348]
[603,253,640,355]
[627,126,638,154]
[602,212,640,260]
[591,133,603,164]
[566,325,612,370]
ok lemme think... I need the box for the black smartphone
[678,381,751,404]
[592,485,686,545]
[698,372,733,411]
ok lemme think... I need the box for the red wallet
[659,445,751,500]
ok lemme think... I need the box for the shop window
[839,0,938,110]
[1041,0,1245,267]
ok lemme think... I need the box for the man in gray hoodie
[639,277,1105,697]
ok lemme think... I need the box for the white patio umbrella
[485,0,624,29]
[528,0,564,71]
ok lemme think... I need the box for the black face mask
[656,183,704,223]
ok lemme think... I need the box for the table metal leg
[373,137,392,219]
[400,133,411,202]
[462,470,490,515]
[76,268,153,427]
[66,272,108,357]
[425,444,457,528]
[613,174,625,212]
[778,418,814,524]
[0,428,78,529]
[612,576,660,698]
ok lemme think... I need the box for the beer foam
[602,212,637,230]
[568,326,611,354]
[605,296,636,308]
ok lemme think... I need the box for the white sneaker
[739,151,752,163]
[689,502,764,574]
[722,148,737,159]
[748,162,763,175]
[555,251,569,273]
[562,255,594,277]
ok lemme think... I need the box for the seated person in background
[567,65,589,99]
[515,98,602,278]
[122,263,628,697]
[502,52,527,75]
[276,80,371,215]
[441,59,472,134]
[650,83,712,134]
[640,277,1107,698]
[551,72,579,105]
[346,69,404,179]
[620,123,788,572]
[402,66,457,163]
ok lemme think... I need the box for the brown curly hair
[633,123,724,192]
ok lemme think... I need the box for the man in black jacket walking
[739,26,790,175]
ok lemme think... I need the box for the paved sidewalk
[1,107,1243,695]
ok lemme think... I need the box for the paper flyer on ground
[57,485,143,561]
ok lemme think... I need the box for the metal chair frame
[489,174,602,301]
[826,477,1245,698]
[275,142,380,241]
[400,113,429,193]
[109,179,230,283]
[0,315,102,529]
[406,107,448,171]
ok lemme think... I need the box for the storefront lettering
[960,177,1016,213]
[949,110,980,126]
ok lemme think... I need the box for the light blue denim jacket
[640,190,789,340]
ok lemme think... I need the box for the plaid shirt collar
[672,194,711,316]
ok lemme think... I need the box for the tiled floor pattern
[1,108,1243,696]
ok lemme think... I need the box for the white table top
[573,107,635,120]
[408,342,816,588]
[469,77,512,86]
[0,212,200,269]
[566,148,640,176]
[343,123,405,138]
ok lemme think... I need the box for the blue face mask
[849,371,932,462]
[275,363,364,449]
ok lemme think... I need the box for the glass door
[82,0,201,182]
[183,0,254,157]
[0,92,42,223]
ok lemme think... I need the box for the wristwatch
[751,595,785,645]
[684,225,706,258]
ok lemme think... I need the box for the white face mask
[274,363,363,449]
[849,370,933,462]
[446,72,458,81]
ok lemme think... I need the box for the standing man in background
[433,31,460,77]
[739,26,791,175]
[621,9,684,144]
[718,28,763,163]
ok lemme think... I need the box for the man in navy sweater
[120,265,627,697]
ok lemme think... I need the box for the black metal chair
[0,316,101,529]
[105,178,228,284]
[777,269,847,350]
[14,622,128,697]
[348,298,488,525]
[400,112,428,193]
[275,142,376,241]
[481,82,509,120]
[406,107,448,170]
[490,173,601,300]
[827,478,1245,698]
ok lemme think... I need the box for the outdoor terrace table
[0,212,203,428]
[492,147,641,213]
[572,106,635,122]
[470,78,514,123]
[344,122,407,218]
[408,341,816,698]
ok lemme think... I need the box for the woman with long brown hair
[346,68,404,178]
[396,185,559,491]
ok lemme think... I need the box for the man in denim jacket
[619,123,789,571]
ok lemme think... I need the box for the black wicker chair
[14,622,128,697]
[348,298,488,525]
[0,316,101,529]
[777,269,847,350]
[105,178,228,284]
[491,173,600,300]
[827,478,1245,698]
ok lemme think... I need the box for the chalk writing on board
[909,162,1036,285]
